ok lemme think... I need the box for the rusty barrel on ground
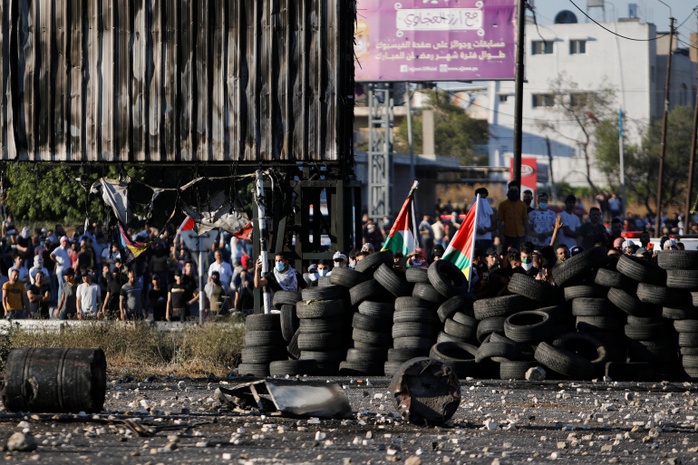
[2,348,107,413]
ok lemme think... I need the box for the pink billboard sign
[355,0,517,82]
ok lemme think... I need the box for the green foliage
[393,89,488,166]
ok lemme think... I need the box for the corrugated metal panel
[0,0,355,164]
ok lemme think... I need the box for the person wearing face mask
[522,190,534,213]
[254,253,301,292]
[329,252,347,274]
[406,248,429,269]
[519,242,539,277]
[528,192,557,249]
[497,183,529,250]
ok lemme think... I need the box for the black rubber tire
[374,263,412,297]
[624,323,671,341]
[330,267,370,288]
[473,294,533,320]
[297,332,345,350]
[674,319,698,332]
[244,330,284,347]
[298,318,344,333]
[627,315,664,326]
[507,273,561,304]
[437,330,468,343]
[395,295,433,308]
[384,361,404,377]
[280,304,298,342]
[503,310,553,343]
[534,341,594,379]
[405,266,430,283]
[429,341,479,378]
[392,321,439,339]
[427,259,469,298]
[345,347,388,363]
[663,306,698,320]
[563,285,605,301]
[237,363,270,377]
[245,313,281,331]
[296,300,346,319]
[616,254,666,285]
[299,350,346,364]
[358,300,395,319]
[392,336,435,350]
[269,359,318,377]
[607,287,661,318]
[575,315,623,332]
[476,316,507,342]
[241,346,286,364]
[666,269,698,290]
[594,268,635,290]
[393,306,439,324]
[352,312,392,332]
[443,317,477,340]
[411,282,446,304]
[657,250,698,270]
[287,328,301,359]
[551,247,607,287]
[272,290,303,309]
[350,279,390,307]
[636,282,691,307]
[571,298,611,317]
[351,328,392,347]
[475,341,522,363]
[387,347,427,362]
[301,285,346,302]
[338,361,384,375]
[437,295,475,322]
[552,332,608,368]
[679,332,698,347]
[499,360,539,380]
[355,250,393,274]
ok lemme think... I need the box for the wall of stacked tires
[237,248,698,381]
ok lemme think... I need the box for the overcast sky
[531,0,697,44]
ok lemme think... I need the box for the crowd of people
[0,216,259,321]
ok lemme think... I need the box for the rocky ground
[1,375,697,464]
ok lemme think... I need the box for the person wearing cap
[50,236,72,305]
[406,247,428,269]
[528,192,557,248]
[3,268,28,319]
[622,239,639,255]
[330,251,347,273]
[361,242,375,254]
[76,270,101,319]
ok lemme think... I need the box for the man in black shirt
[167,270,188,322]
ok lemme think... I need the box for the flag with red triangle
[381,181,418,256]
[442,194,479,280]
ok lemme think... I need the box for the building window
[499,94,508,103]
[532,94,554,107]
[531,40,553,55]
[570,92,589,107]
[569,39,586,54]
[680,83,688,106]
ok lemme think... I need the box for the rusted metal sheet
[0,1,355,165]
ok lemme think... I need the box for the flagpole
[467,194,480,292]
[409,180,419,251]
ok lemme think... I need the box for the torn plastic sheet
[215,379,352,419]
[181,190,250,234]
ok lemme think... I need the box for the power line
[568,0,670,42]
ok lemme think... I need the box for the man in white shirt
[558,194,582,249]
[50,236,72,304]
[76,271,101,319]
[472,187,497,253]
[528,192,557,249]
[208,249,233,294]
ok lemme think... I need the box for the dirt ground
[1,375,697,465]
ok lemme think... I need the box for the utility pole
[512,0,526,186]
[655,17,675,237]
[685,15,698,235]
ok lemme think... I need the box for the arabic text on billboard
[355,0,516,82]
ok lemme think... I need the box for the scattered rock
[6,432,37,452]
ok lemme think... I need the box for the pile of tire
[238,312,289,377]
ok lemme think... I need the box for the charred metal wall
[0,0,355,167]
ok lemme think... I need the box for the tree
[393,89,488,166]
[595,105,694,216]
[537,73,616,195]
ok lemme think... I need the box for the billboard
[510,157,538,196]
[355,0,517,82]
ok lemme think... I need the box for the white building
[488,10,696,188]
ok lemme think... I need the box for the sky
[532,0,697,45]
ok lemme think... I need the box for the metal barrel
[2,348,107,413]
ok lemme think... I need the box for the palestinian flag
[381,182,418,256]
[117,221,151,264]
[443,194,479,280]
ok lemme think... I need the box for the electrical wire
[568,0,670,41]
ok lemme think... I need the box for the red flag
[233,222,253,241]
